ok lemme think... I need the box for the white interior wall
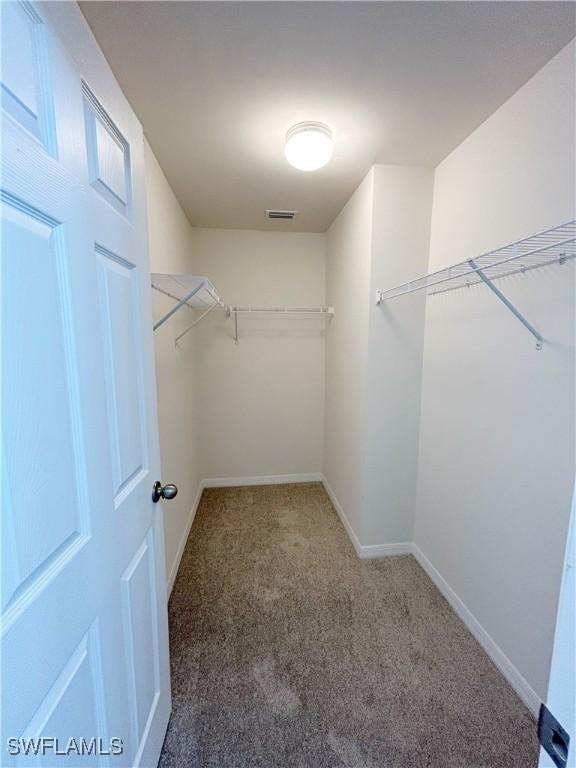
[188,228,326,483]
[362,165,433,546]
[414,40,576,709]
[144,140,202,592]
[144,36,574,718]
[145,155,327,584]
[323,166,433,552]
[323,171,374,541]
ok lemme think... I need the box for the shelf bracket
[468,260,543,350]
[153,280,206,331]
[174,301,219,345]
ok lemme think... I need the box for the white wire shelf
[229,305,334,344]
[375,220,576,350]
[151,274,334,345]
[231,306,334,314]
[151,274,228,335]
[376,220,576,302]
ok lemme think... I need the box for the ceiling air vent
[266,209,298,220]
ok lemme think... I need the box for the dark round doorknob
[152,481,178,503]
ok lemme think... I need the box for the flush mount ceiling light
[284,122,333,171]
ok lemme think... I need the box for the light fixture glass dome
[284,122,333,171]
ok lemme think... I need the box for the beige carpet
[159,482,538,768]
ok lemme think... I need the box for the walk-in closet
[2,2,574,767]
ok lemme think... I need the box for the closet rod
[230,305,335,345]
[231,306,334,314]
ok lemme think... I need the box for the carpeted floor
[159,482,538,768]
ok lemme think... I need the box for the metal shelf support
[374,220,575,351]
[152,275,229,341]
[175,301,220,345]
[153,280,206,331]
[152,277,333,346]
[468,259,543,350]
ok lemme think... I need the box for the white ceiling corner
[80,1,575,232]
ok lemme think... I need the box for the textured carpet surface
[159,483,538,768]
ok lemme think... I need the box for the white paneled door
[1,3,171,767]
[539,485,575,768]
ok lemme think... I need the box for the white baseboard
[321,475,363,555]
[321,476,541,715]
[412,543,541,717]
[165,474,542,719]
[202,472,323,488]
[321,475,411,559]
[166,483,204,597]
[358,541,413,559]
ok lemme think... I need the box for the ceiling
[80,2,575,233]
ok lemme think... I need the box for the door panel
[1,3,170,766]
[96,245,147,503]
[1,194,89,614]
[0,1,56,152]
[121,532,161,754]
[539,486,575,767]
[83,83,131,217]
[19,623,107,768]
